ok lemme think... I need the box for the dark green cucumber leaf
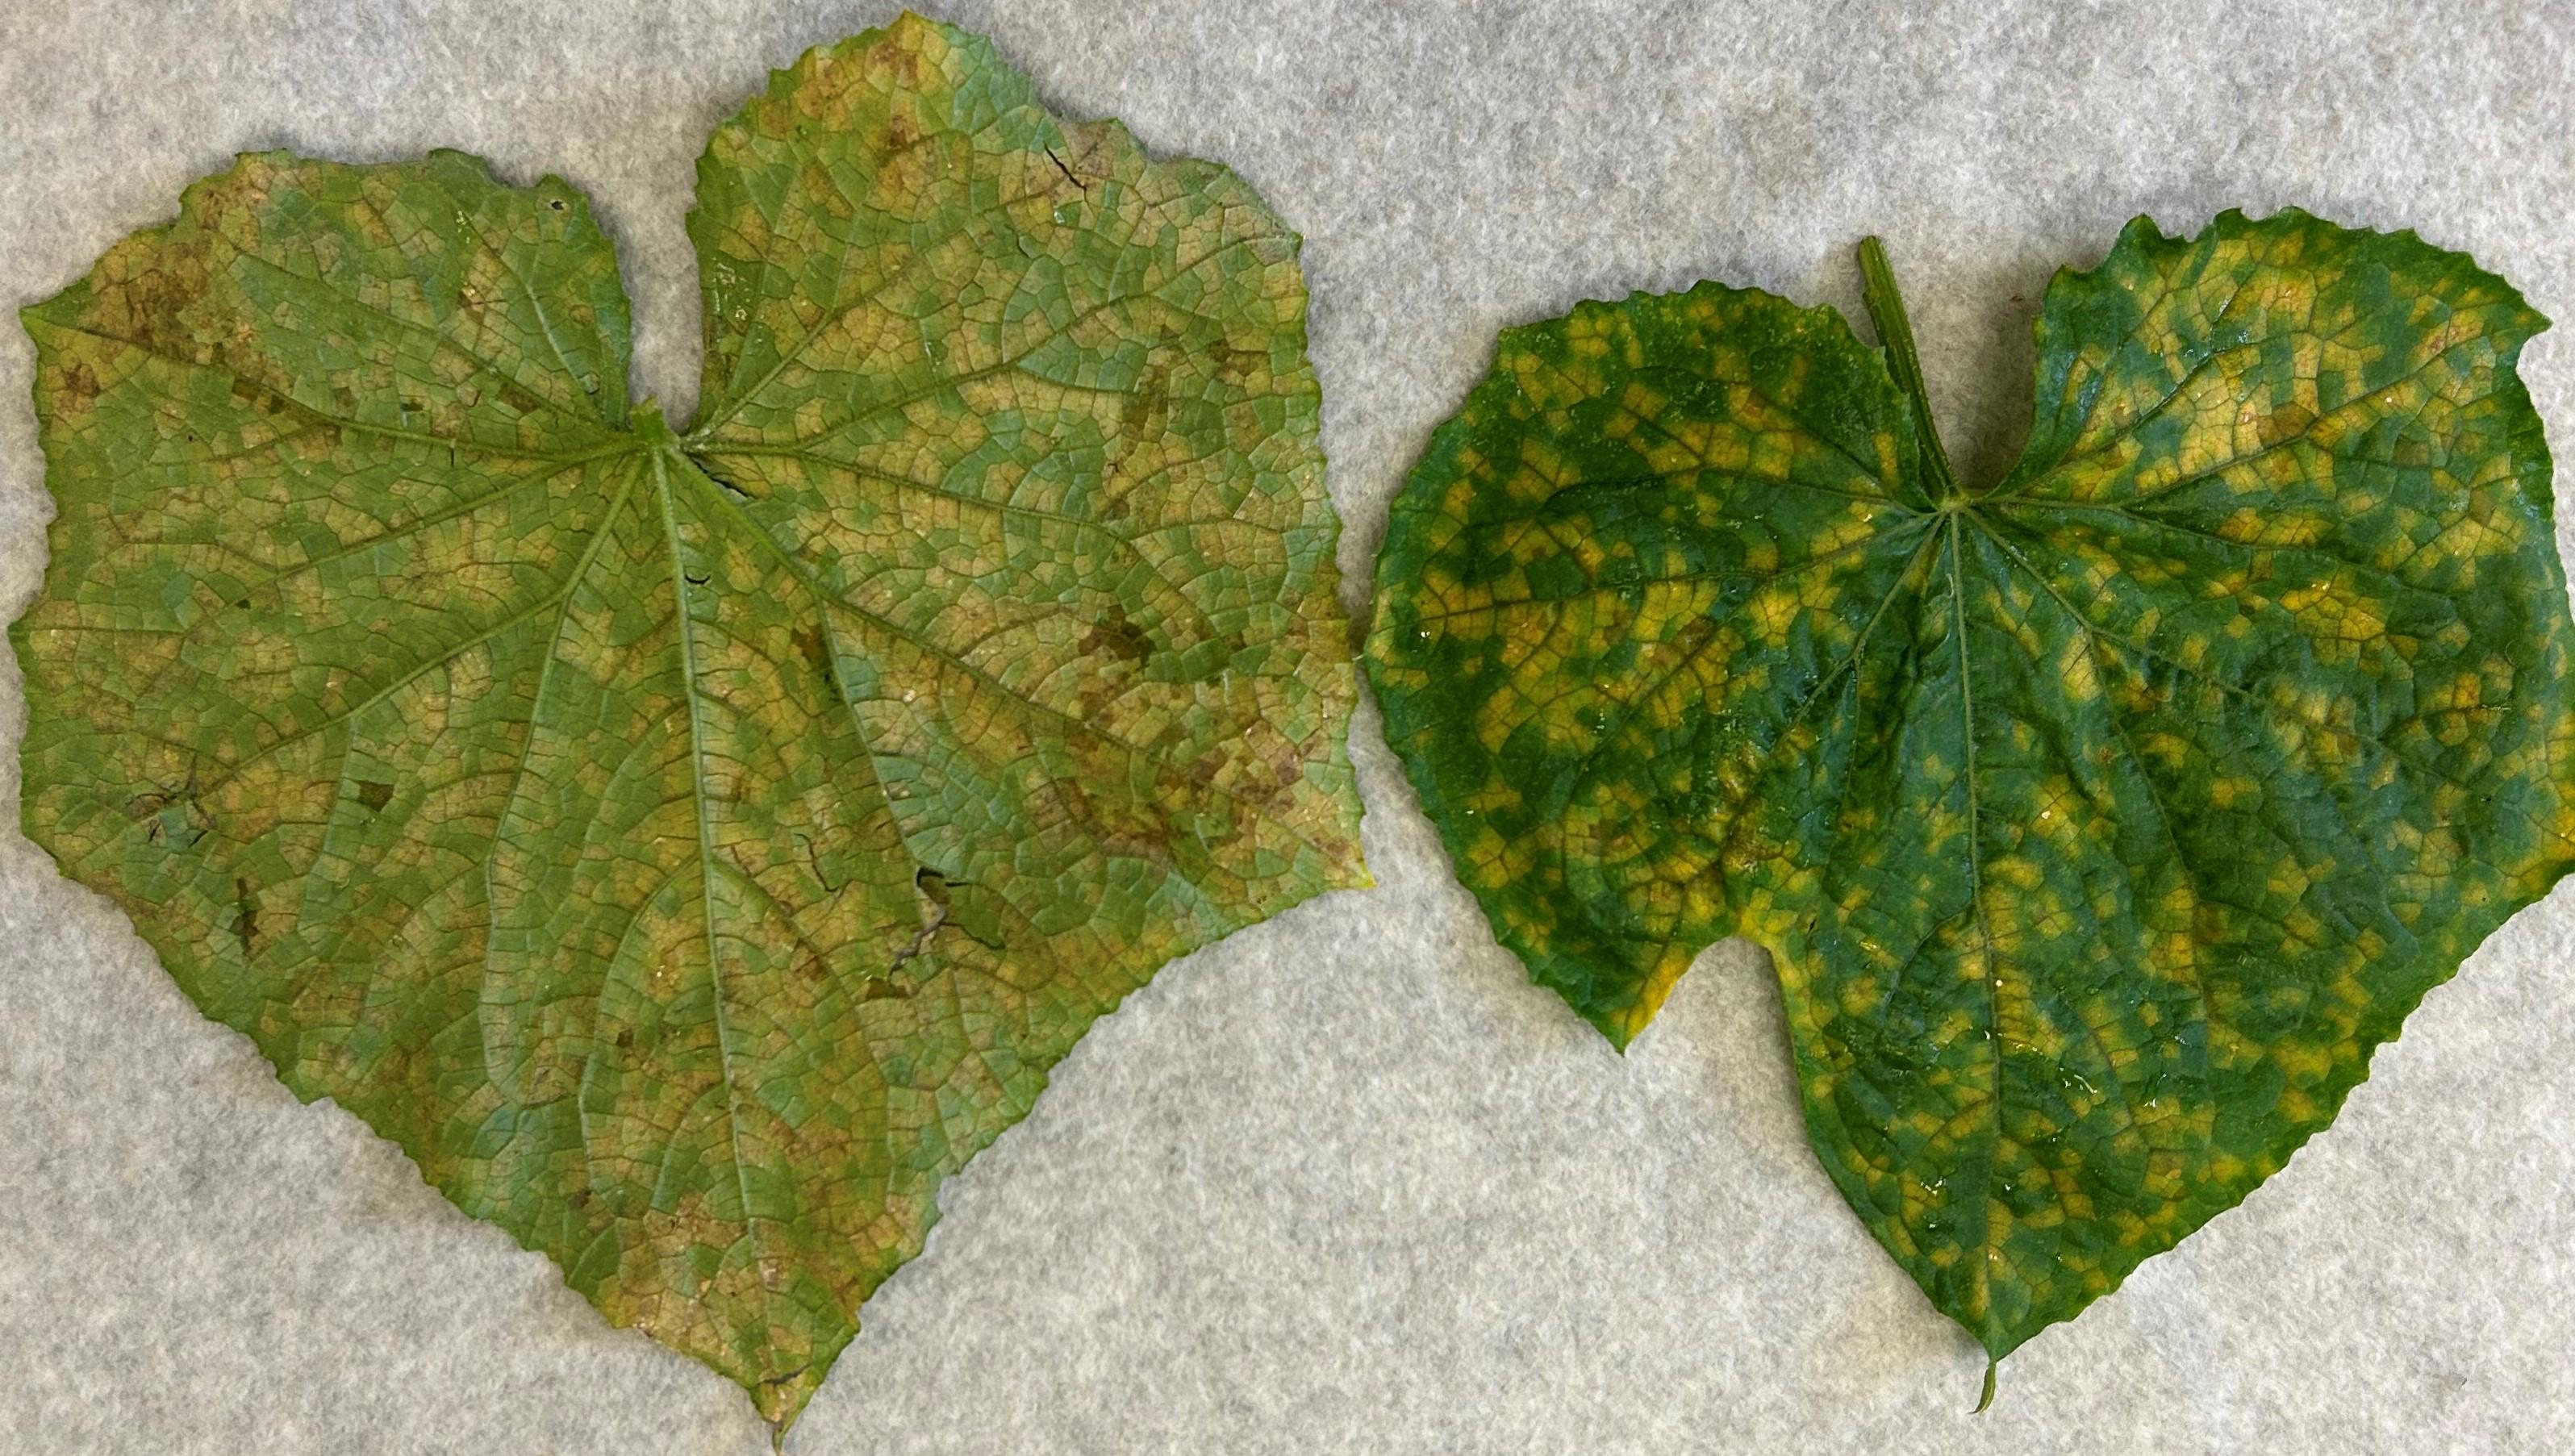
[1367,210,2573,1384]
[13,13,1363,1431]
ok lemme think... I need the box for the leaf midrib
[648,447,770,1281]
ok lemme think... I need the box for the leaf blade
[16,15,1363,1429]
[1367,211,2575,1363]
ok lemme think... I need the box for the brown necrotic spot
[53,361,101,417]
[232,876,260,957]
[1209,343,1261,385]
[1079,604,1154,662]
[1121,364,1169,432]
[792,624,830,675]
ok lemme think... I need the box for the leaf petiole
[1856,236,1959,502]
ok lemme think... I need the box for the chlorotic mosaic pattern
[1367,211,2575,1391]
[13,14,1363,1432]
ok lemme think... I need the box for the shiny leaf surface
[1367,211,2572,1370]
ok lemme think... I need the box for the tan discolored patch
[14,13,1361,1436]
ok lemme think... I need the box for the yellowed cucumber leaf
[13,13,1363,1432]
[1367,213,2573,1394]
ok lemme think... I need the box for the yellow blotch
[2207,775,2259,809]
[2272,1038,2335,1092]
[1619,380,1670,431]
[1609,941,1698,1042]
[2055,636,2100,700]
[1872,429,1902,483]
[1746,586,1801,645]
[1508,439,1569,504]
[1696,425,1753,475]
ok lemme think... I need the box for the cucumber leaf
[13,13,1363,1431]
[1366,211,2572,1385]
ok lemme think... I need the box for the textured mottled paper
[4,1,2573,1452]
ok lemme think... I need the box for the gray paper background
[5,2,2573,1452]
